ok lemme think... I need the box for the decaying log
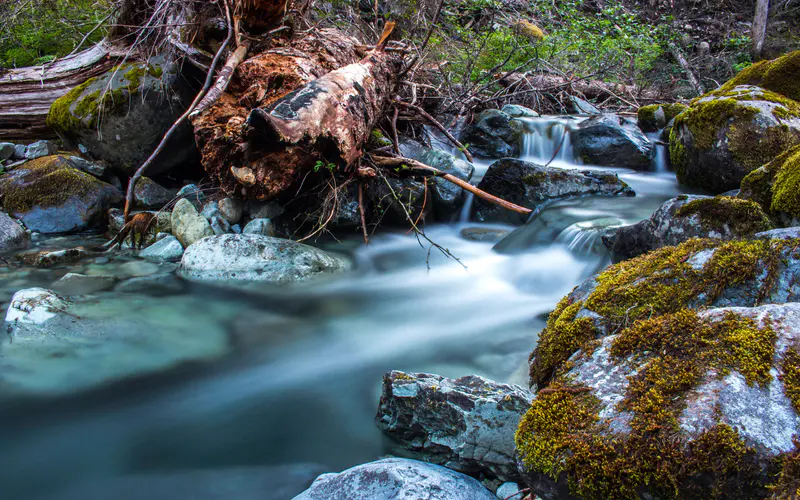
[669,44,704,96]
[190,28,378,200]
[0,42,124,140]
[497,73,661,102]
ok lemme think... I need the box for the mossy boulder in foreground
[718,50,800,102]
[603,194,773,261]
[669,85,800,193]
[46,55,195,176]
[516,302,800,500]
[740,143,800,227]
[0,155,122,233]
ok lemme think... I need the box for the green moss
[530,296,596,385]
[782,347,800,414]
[720,51,800,103]
[367,129,392,149]
[771,146,800,219]
[46,76,98,131]
[519,308,776,498]
[663,103,688,121]
[675,196,773,235]
[669,126,688,176]
[637,104,659,126]
[0,155,104,213]
[673,97,759,150]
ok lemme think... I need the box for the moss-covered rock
[604,194,774,261]
[517,301,800,500]
[46,55,196,176]
[0,155,122,233]
[669,85,800,193]
[740,143,800,226]
[718,51,800,103]
[637,103,688,132]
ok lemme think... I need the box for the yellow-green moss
[782,347,800,414]
[46,76,99,131]
[639,103,688,129]
[771,146,800,219]
[771,440,800,499]
[675,196,773,235]
[673,97,760,150]
[719,51,800,103]
[367,128,392,149]
[0,155,104,213]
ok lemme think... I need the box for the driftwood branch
[371,156,532,216]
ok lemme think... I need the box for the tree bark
[0,42,124,140]
[752,0,770,60]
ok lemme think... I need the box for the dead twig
[395,101,474,162]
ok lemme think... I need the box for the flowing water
[0,116,680,499]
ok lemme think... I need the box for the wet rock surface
[0,211,28,251]
[570,114,655,170]
[171,198,214,247]
[460,109,523,158]
[376,370,533,483]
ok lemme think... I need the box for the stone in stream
[0,211,28,251]
[114,273,184,295]
[17,247,90,268]
[134,176,174,210]
[570,113,655,170]
[517,302,800,500]
[739,143,800,227]
[52,273,117,295]
[568,96,600,116]
[171,198,214,247]
[22,140,58,160]
[670,85,800,194]
[242,218,277,237]
[471,158,634,225]
[218,197,244,224]
[178,233,349,285]
[376,371,533,484]
[602,194,773,261]
[293,458,496,500]
[636,103,687,133]
[399,137,475,221]
[1,288,231,396]
[0,155,123,234]
[502,104,539,118]
[139,234,184,262]
[460,109,523,158]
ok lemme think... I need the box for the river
[0,115,682,499]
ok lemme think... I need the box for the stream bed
[0,116,683,499]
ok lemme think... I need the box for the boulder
[46,56,196,176]
[516,302,800,499]
[740,143,800,227]
[178,234,348,285]
[717,50,800,102]
[293,458,496,500]
[134,177,174,210]
[670,85,800,193]
[529,237,800,389]
[570,114,655,169]
[471,159,634,224]
[139,235,184,262]
[218,198,243,224]
[171,198,214,248]
[0,155,122,233]
[603,195,773,261]
[368,177,430,226]
[0,211,27,251]
[21,140,58,159]
[460,109,523,158]
[1,288,230,396]
[399,138,475,221]
[637,103,688,132]
[376,371,533,483]
[242,218,277,237]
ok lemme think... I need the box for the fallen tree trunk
[497,73,662,103]
[0,42,124,140]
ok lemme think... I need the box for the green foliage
[0,0,111,68]
[313,160,337,173]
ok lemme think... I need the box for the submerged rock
[376,370,533,483]
[1,288,230,396]
[178,234,348,285]
[570,114,655,170]
[670,85,800,193]
[0,211,27,251]
[517,302,800,500]
[18,247,90,268]
[139,235,184,262]
[460,109,523,158]
[603,195,773,261]
[0,155,122,233]
[471,159,634,224]
[293,458,496,500]
[46,56,196,176]
[171,198,214,248]
[52,273,117,295]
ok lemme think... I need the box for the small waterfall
[519,116,583,166]
[555,218,624,256]
[646,131,669,173]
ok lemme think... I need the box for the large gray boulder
[1,288,230,396]
[570,114,655,170]
[603,195,773,261]
[471,159,634,224]
[0,155,122,233]
[517,303,800,500]
[399,138,475,221]
[46,55,196,176]
[670,85,800,193]
[178,234,349,285]
[293,458,496,500]
[376,371,533,484]
[460,109,523,158]
[0,211,27,251]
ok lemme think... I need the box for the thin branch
[395,101,474,162]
